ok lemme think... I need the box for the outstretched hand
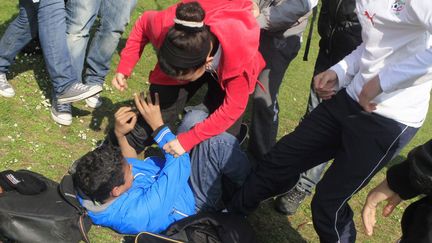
[134,92,164,131]
[362,179,402,236]
[313,70,338,100]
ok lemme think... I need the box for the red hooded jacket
[117,0,265,151]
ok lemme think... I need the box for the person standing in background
[0,0,102,126]
[248,0,318,162]
[66,0,137,109]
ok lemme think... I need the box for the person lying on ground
[72,93,250,234]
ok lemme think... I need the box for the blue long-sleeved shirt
[80,126,196,234]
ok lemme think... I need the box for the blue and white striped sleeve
[152,125,176,149]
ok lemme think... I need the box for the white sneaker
[0,73,15,97]
[85,94,102,108]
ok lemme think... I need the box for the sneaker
[0,73,15,97]
[51,100,72,126]
[57,83,102,104]
[85,94,102,108]
[274,187,307,215]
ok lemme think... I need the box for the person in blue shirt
[72,93,251,234]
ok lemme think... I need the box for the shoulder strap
[303,6,318,61]
[59,175,85,212]
[59,174,91,243]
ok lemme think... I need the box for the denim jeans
[178,108,251,212]
[66,0,137,85]
[0,0,77,97]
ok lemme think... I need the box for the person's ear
[205,56,214,70]
[111,186,122,197]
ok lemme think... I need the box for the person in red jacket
[110,1,265,156]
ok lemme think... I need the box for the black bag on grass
[126,212,257,243]
[0,170,91,243]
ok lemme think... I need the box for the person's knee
[178,108,208,133]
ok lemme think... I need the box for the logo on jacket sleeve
[391,0,406,15]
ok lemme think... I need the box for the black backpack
[125,212,257,243]
[0,170,92,243]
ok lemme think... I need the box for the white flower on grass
[41,99,51,108]
[7,136,15,142]
[78,130,87,140]
[13,123,18,127]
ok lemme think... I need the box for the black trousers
[229,89,418,243]
[400,196,432,243]
[248,33,301,161]
[108,72,242,153]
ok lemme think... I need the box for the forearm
[117,135,138,159]
[177,78,249,151]
[116,12,153,76]
[379,47,432,93]
[330,42,365,89]
[387,139,432,199]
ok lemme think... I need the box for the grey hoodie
[255,0,318,37]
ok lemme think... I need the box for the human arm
[387,139,432,199]
[256,0,318,32]
[113,11,156,91]
[175,76,250,152]
[106,149,192,234]
[114,107,138,158]
[377,1,432,93]
[362,139,432,236]
[133,92,186,158]
[329,42,365,89]
[362,179,402,236]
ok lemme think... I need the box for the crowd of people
[0,0,431,242]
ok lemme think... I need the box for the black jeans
[229,89,418,243]
[108,72,242,153]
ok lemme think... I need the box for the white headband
[173,18,204,28]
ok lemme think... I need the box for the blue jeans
[66,0,137,85]
[178,108,251,212]
[0,0,77,97]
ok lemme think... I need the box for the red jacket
[117,0,265,151]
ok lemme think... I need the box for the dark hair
[72,145,125,203]
[158,2,212,77]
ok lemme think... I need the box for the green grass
[1,1,431,242]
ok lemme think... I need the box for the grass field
[1,1,431,242]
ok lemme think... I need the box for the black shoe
[274,187,307,216]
